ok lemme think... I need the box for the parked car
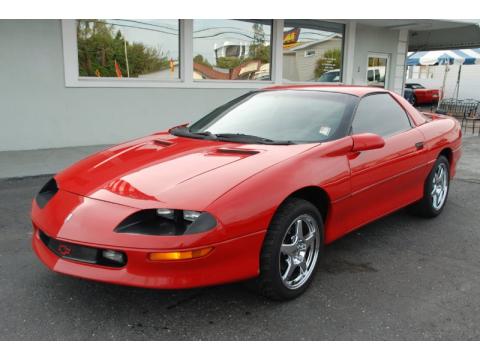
[405,83,441,106]
[31,86,462,300]
[367,66,386,87]
[317,67,386,86]
[317,69,341,82]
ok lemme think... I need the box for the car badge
[58,244,72,256]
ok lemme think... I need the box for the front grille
[38,230,127,268]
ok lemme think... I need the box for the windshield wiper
[169,127,217,140]
[170,127,294,145]
[214,133,295,145]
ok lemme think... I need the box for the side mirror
[351,133,385,152]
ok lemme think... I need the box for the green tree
[216,56,242,69]
[77,20,170,77]
[314,48,342,78]
[248,23,270,64]
[193,54,211,67]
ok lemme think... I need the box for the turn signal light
[148,247,213,261]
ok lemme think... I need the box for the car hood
[56,133,318,210]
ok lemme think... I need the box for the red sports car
[31,86,462,300]
[405,83,441,106]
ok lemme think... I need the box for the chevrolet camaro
[31,85,462,300]
[404,83,441,106]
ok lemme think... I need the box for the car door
[345,93,428,230]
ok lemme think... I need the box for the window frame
[348,92,414,138]
[304,49,316,57]
[62,19,351,89]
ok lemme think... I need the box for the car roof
[262,84,389,97]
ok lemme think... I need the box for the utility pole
[124,38,130,78]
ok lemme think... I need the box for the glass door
[367,53,390,88]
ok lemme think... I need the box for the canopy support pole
[440,63,449,101]
[453,64,462,103]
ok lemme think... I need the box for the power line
[114,19,179,32]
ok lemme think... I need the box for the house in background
[283,35,342,82]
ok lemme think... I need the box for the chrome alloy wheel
[279,214,320,290]
[431,162,449,211]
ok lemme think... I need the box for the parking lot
[0,136,479,340]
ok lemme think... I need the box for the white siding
[351,24,400,91]
[0,20,249,151]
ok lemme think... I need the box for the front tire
[409,155,450,217]
[254,198,324,301]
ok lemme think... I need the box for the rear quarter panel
[415,115,462,178]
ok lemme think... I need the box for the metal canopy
[409,24,480,51]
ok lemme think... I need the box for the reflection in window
[283,20,344,82]
[77,19,179,80]
[367,56,388,88]
[193,20,272,81]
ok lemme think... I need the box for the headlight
[114,209,217,236]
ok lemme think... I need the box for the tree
[193,54,211,67]
[216,56,242,69]
[248,23,270,64]
[77,20,170,77]
[314,48,342,78]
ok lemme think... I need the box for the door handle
[415,142,424,150]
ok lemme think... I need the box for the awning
[406,48,480,66]
[408,23,480,52]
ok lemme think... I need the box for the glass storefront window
[77,19,180,80]
[193,20,272,81]
[283,20,344,82]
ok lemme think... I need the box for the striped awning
[406,48,480,66]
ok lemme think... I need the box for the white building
[1,19,479,151]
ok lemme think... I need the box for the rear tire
[253,198,324,301]
[409,95,417,106]
[409,155,450,218]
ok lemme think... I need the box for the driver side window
[352,93,412,137]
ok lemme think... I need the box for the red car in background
[31,86,461,300]
[405,83,441,106]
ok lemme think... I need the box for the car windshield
[184,90,356,144]
[409,84,425,89]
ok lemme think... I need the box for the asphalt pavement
[0,137,479,340]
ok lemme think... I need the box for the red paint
[31,86,462,289]
[413,88,441,105]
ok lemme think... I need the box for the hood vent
[216,148,259,155]
[153,139,174,147]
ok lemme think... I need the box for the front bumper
[31,189,265,289]
[32,226,265,289]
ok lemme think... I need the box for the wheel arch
[282,186,331,223]
[438,147,453,174]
